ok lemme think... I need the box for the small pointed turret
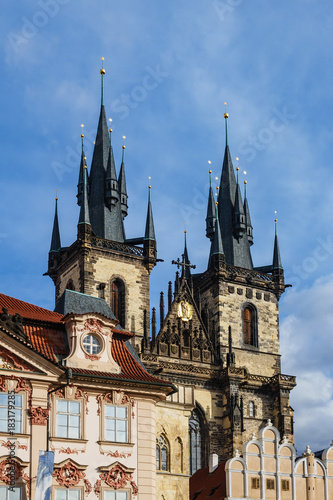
[183,231,191,280]
[105,121,119,208]
[118,137,128,219]
[144,184,155,241]
[233,162,246,239]
[78,165,91,226]
[206,166,216,242]
[226,326,235,366]
[243,178,253,246]
[77,126,87,207]
[209,201,224,267]
[273,218,283,271]
[50,195,61,252]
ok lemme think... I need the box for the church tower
[139,107,296,498]
[46,60,157,347]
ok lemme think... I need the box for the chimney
[209,453,218,473]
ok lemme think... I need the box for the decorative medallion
[96,390,135,418]
[53,462,86,488]
[99,463,138,496]
[177,301,193,322]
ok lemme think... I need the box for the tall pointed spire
[272,217,283,271]
[144,182,155,241]
[78,164,91,226]
[243,175,253,246]
[77,125,87,207]
[206,163,216,242]
[88,59,125,242]
[118,136,128,219]
[217,106,253,269]
[50,194,61,252]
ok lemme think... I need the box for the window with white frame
[56,400,81,439]
[249,401,255,418]
[55,489,81,500]
[0,393,22,434]
[104,491,128,500]
[105,405,128,442]
[82,334,101,355]
[0,486,22,500]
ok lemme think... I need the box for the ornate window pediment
[95,462,137,496]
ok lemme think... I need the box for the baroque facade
[0,291,174,500]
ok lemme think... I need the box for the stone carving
[0,347,35,372]
[84,352,101,361]
[84,479,92,495]
[1,440,27,451]
[177,301,193,322]
[0,308,28,343]
[0,376,32,406]
[99,463,138,495]
[56,385,89,414]
[100,450,132,459]
[53,462,86,487]
[29,407,49,425]
[0,457,21,484]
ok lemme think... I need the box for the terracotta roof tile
[190,462,226,500]
[72,338,172,387]
[0,293,63,323]
[24,324,68,364]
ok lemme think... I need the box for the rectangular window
[266,478,275,490]
[0,486,21,500]
[55,489,81,500]
[56,400,81,439]
[105,405,128,442]
[104,491,128,500]
[0,393,22,434]
[251,477,260,489]
[281,479,290,491]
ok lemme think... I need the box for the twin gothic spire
[206,110,283,272]
[50,61,155,248]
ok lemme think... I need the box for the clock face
[177,301,193,322]
[82,334,101,355]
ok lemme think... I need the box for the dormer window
[82,334,101,355]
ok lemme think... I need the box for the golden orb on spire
[224,101,229,119]
[81,134,84,138]
[209,169,212,174]
[275,219,278,223]
[100,57,105,75]
[244,180,247,184]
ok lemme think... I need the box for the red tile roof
[190,462,226,500]
[0,293,63,323]
[72,338,172,386]
[0,293,174,390]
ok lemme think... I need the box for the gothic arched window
[110,279,125,328]
[156,434,169,471]
[243,304,258,347]
[189,408,205,475]
[66,279,75,291]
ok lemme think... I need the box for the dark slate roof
[88,105,125,242]
[217,144,253,269]
[209,217,224,259]
[55,290,117,320]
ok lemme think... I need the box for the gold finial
[122,135,126,149]
[244,180,247,184]
[235,157,239,171]
[55,188,58,201]
[148,176,151,189]
[274,210,278,223]
[224,101,229,119]
[100,57,105,75]
[215,201,218,206]
[243,170,247,184]
[80,123,84,138]
[208,160,212,174]
[84,156,87,161]
[84,165,87,170]
[109,118,113,133]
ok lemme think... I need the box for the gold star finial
[55,189,58,201]
[108,118,113,134]
[122,135,126,149]
[235,157,239,171]
[148,176,151,189]
[80,123,84,138]
[208,160,212,174]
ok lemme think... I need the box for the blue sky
[1,1,333,453]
